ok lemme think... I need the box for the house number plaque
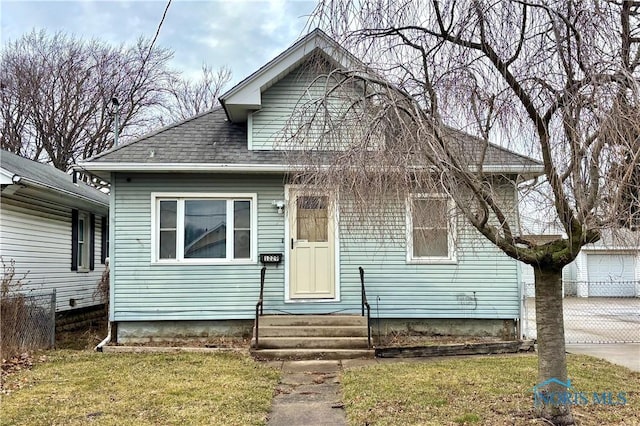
[260,253,283,265]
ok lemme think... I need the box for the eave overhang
[74,161,544,181]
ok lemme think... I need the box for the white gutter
[11,174,109,208]
[75,162,294,173]
[75,161,545,176]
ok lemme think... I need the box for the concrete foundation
[116,320,253,344]
[374,318,517,340]
[116,317,516,343]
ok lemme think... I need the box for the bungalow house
[1,149,109,313]
[77,30,544,353]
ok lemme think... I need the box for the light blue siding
[336,209,519,319]
[251,62,357,150]
[112,173,520,321]
[251,64,311,150]
[112,173,285,321]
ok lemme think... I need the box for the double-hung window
[153,193,256,263]
[407,194,456,263]
[71,209,96,271]
[77,213,88,268]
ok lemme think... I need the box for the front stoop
[251,315,374,360]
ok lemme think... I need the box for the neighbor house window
[153,194,256,263]
[78,213,88,267]
[71,210,95,271]
[407,194,456,263]
[101,216,108,264]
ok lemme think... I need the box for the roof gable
[220,28,363,123]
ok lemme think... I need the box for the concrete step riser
[251,349,375,360]
[254,337,370,349]
[260,315,368,327]
[256,326,369,338]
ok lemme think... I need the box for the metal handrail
[359,266,372,348]
[254,266,267,349]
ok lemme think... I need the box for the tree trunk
[533,267,575,425]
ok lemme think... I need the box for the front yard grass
[1,351,280,426]
[342,354,640,425]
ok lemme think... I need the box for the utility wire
[130,0,173,95]
[145,0,172,66]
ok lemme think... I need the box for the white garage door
[587,253,636,297]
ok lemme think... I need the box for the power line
[145,0,172,65]
[130,0,173,96]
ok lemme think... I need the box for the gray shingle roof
[89,107,287,164]
[85,107,542,171]
[1,149,108,205]
[442,127,542,168]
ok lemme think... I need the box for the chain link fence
[1,290,56,359]
[523,283,640,343]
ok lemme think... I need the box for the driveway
[523,297,640,343]
[565,343,640,372]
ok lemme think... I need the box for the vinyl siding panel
[251,62,360,150]
[111,173,286,321]
[251,65,311,150]
[0,190,107,312]
[112,174,520,321]
[336,220,519,319]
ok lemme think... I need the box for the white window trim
[77,211,91,272]
[247,112,254,150]
[406,193,457,264]
[150,192,258,265]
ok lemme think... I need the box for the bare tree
[164,64,231,124]
[284,1,640,424]
[0,30,175,171]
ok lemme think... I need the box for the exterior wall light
[272,200,285,214]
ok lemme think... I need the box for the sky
[0,0,318,84]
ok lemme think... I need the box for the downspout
[95,321,111,352]
[95,258,112,352]
[96,173,116,351]
[514,175,524,340]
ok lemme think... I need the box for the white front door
[288,189,335,299]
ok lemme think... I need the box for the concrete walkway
[266,360,348,426]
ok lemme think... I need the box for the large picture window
[407,194,456,263]
[153,194,256,263]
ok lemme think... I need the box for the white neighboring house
[1,150,109,312]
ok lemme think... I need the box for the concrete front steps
[250,315,374,360]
